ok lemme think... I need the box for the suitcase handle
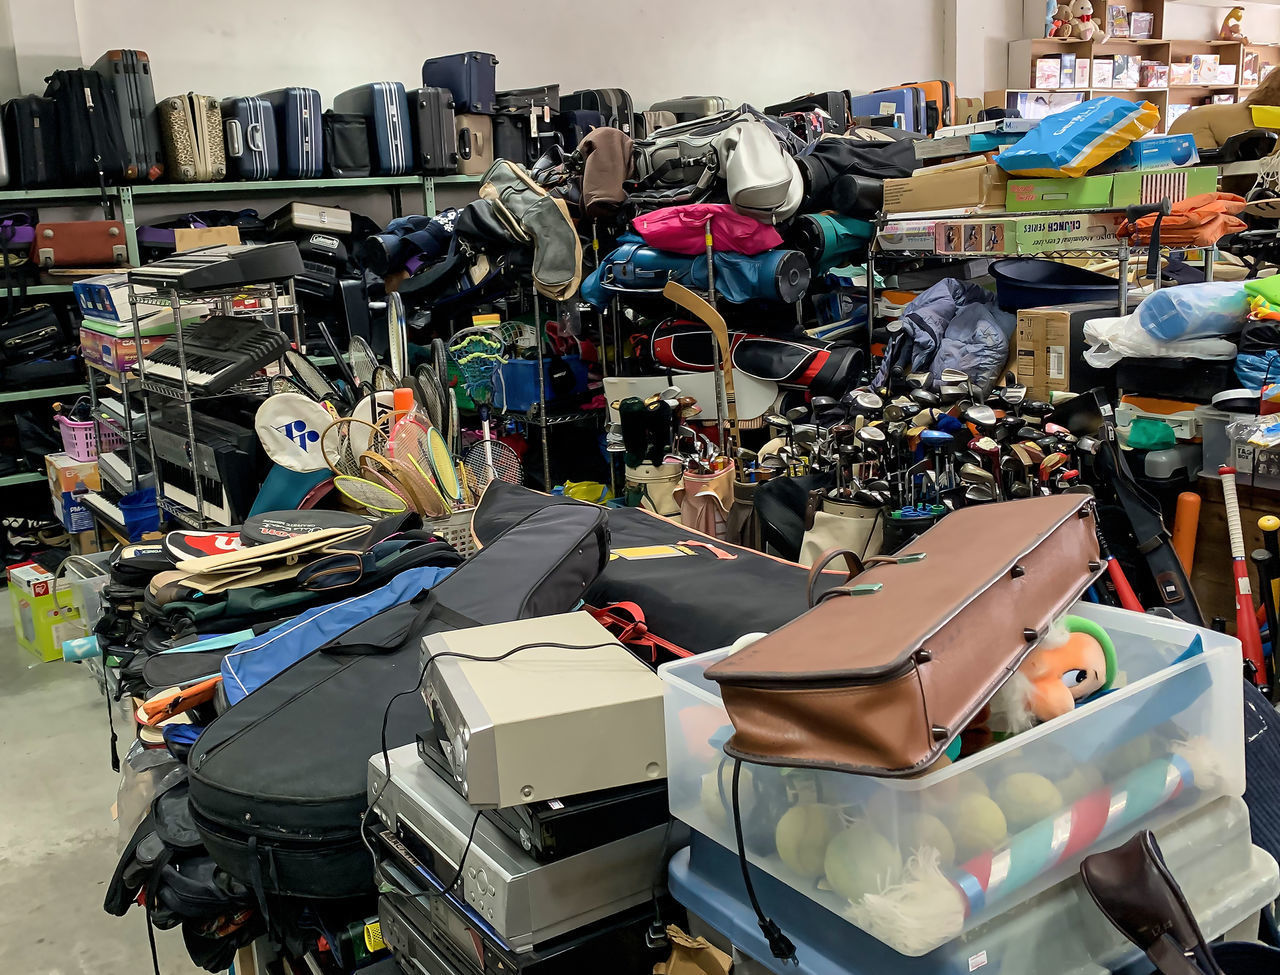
[459,128,472,160]
[225,119,244,157]
[246,122,265,152]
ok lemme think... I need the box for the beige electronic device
[420,612,666,809]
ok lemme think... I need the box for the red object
[1219,466,1269,687]
[587,602,692,664]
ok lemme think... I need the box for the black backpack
[43,69,129,187]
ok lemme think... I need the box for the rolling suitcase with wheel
[562,89,635,134]
[648,96,732,122]
[333,82,413,176]
[765,92,850,131]
[422,51,498,114]
[555,109,605,148]
[411,86,456,176]
[44,69,129,187]
[454,113,493,176]
[158,93,226,183]
[873,80,955,135]
[258,87,322,178]
[221,96,279,180]
[848,89,926,133]
[91,49,163,182]
[496,85,559,113]
[955,96,985,125]
[3,95,60,188]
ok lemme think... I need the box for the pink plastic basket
[56,415,124,463]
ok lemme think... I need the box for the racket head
[333,474,408,514]
[462,438,523,494]
[271,374,312,397]
[372,365,397,392]
[321,417,384,475]
[348,336,379,388]
[457,459,478,506]
[431,337,449,395]
[425,425,462,502]
[448,387,461,455]
[413,363,446,435]
[284,349,340,401]
[359,450,434,516]
[387,292,408,382]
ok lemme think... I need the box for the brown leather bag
[32,220,127,267]
[705,494,1103,776]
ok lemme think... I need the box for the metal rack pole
[865,246,877,385]
[129,284,164,527]
[171,288,206,526]
[532,291,551,490]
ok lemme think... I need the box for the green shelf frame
[0,471,45,487]
[128,175,425,196]
[0,186,121,203]
[1,283,75,295]
[0,383,87,404]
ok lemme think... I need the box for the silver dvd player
[368,743,671,952]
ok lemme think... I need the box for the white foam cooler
[669,796,1278,975]
[659,603,1246,956]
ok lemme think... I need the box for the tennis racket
[271,374,312,397]
[372,365,398,393]
[333,474,408,514]
[388,292,408,383]
[413,363,448,439]
[391,414,463,507]
[317,321,359,396]
[348,336,379,393]
[462,437,523,495]
[322,417,387,476]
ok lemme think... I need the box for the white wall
[1163,2,1280,41]
[0,0,1023,106]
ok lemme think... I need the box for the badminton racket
[333,474,407,514]
[361,449,448,517]
[1221,465,1268,689]
[322,417,386,476]
[391,413,462,506]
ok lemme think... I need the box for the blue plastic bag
[1137,282,1249,340]
[996,97,1160,178]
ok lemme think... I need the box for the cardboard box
[935,212,1123,255]
[1014,301,1121,402]
[173,225,241,251]
[883,161,1007,214]
[8,563,84,662]
[879,218,944,250]
[80,326,168,373]
[1170,62,1194,87]
[47,453,99,533]
[1095,134,1200,173]
[1005,173,1115,212]
[1110,165,1217,207]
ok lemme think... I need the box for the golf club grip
[1106,558,1143,613]
[1260,515,1280,560]
[1220,467,1246,560]
[1172,492,1200,573]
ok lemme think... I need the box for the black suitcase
[43,69,129,187]
[332,82,413,176]
[554,109,604,149]
[410,86,456,176]
[492,111,559,168]
[562,88,634,135]
[421,51,498,115]
[3,95,62,188]
[91,49,163,182]
[496,84,559,112]
[765,91,851,131]
[258,87,323,178]
[186,503,609,899]
[321,111,371,178]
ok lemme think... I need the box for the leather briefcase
[32,220,127,268]
[705,494,1103,776]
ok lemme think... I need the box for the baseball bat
[1250,548,1279,692]
[1172,491,1200,573]
[1220,466,1268,688]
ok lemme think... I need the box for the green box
[1005,174,1115,213]
[1110,166,1217,208]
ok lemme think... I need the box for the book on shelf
[1093,56,1115,89]
[1114,55,1140,89]
[1107,5,1129,38]
[1244,52,1261,87]
[1170,61,1193,86]
[1218,64,1237,85]
[1128,11,1153,39]
[1035,57,1062,89]
[1075,58,1091,87]
[1140,62,1168,88]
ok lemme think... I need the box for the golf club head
[785,405,811,425]
[964,483,997,503]
[910,388,942,408]
[764,412,793,431]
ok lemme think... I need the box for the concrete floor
[0,597,203,974]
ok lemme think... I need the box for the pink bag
[633,203,783,256]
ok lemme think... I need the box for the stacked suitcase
[423,51,499,177]
[92,49,164,182]
[258,86,324,178]
[333,81,413,176]
[220,96,279,180]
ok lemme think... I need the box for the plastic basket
[55,415,125,463]
[429,507,477,558]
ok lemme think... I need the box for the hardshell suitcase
[765,91,850,131]
[411,86,456,176]
[2,96,57,188]
[44,69,129,186]
[221,96,279,180]
[955,96,985,125]
[849,89,926,133]
[187,502,610,899]
[333,82,413,176]
[648,96,732,122]
[555,109,604,149]
[873,80,955,135]
[496,85,559,112]
[258,87,323,178]
[562,89,635,134]
[91,50,163,182]
[454,113,493,176]
[32,220,128,268]
[492,111,558,168]
[705,494,1103,776]
[267,202,353,235]
[157,93,226,183]
[321,111,371,178]
[643,109,677,134]
[422,51,499,115]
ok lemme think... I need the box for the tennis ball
[776,804,843,879]
[947,794,1008,862]
[824,823,902,903]
[993,773,1064,832]
[922,766,988,816]
[699,764,752,827]
[1053,765,1104,805]
[899,812,956,867]
[1106,735,1155,778]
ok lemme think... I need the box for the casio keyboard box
[258,87,323,178]
[417,734,669,864]
[369,743,673,950]
[221,96,279,180]
[188,502,610,899]
[421,612,666,809]
[333,82,414,176]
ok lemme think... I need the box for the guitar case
[472,481,835,653]
[186,503,609,902]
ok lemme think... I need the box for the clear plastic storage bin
[659,603,1245,956]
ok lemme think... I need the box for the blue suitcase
[333,82,413,175]
[258,87,322,177]
[848,89,926,133]
[422,51,498,115]
[221,96,279,180]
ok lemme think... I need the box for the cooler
[659,602,1245,956]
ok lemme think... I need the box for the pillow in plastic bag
[996,97,1159,178]
[1136,281,1249,341]
[1084,312,1237,367]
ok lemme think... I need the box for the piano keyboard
[95,397,146,435]
[81,490,126,531]
[128,241,305,291]
[159,459,235,527]
[98,449,151,497]
[139,315,289,396]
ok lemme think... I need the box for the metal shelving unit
[0,471,44,487]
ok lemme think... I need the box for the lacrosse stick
[448,327,523,492]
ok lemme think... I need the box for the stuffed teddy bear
[1071,0,1101,42]
[1050,2,1075,38]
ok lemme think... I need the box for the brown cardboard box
[882,160,1008,214]
[1014,302,1121,401]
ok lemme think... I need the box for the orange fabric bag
[1120,192,1247,247]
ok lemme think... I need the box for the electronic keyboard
[81,487,127,532]
[127,241,304,291]
[137,315,289,395]
[150,409,259,526]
